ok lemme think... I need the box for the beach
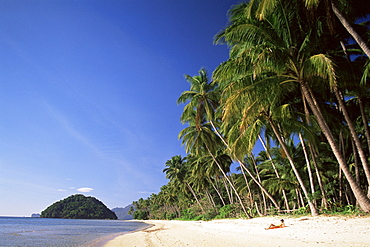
[104,216,370,246]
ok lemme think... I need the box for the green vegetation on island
[132,0,370,220]
[41,194,117,219]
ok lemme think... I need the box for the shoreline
[103,216,370,246]
[88,222,154,247]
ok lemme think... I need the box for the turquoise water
[0,217,149,246]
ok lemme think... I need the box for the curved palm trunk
[267,116,319,216]
[210,178,226,206]
[185,182,204,213]
[242,170,255,209]
[258,135,290,211]
[357,95,370,155]
[301,82,370,212]
[334,87,370,196]
[205,189,216,208]
[210,120,281,210]
[205,144,252,218]
[331,3,370,58]
[237,160,281,210]
[251,154,267,214]
[254,201,263,217]
[222,176,234,204]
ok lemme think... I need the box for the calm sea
[0,217,150,247]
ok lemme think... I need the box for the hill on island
[40,194,117,219]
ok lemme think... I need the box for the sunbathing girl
[265,219,285,230]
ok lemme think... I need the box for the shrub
[215,204,236,219]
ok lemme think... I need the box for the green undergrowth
[172,204,370,221]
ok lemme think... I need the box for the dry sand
[104,216,370,246]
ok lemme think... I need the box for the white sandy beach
[104,216,370,247]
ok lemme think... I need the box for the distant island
[31,213,40,218]
[111,204,134,220]
[40,194,117,219]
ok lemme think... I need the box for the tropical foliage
[132,0,370,220]
[41,194,117,219]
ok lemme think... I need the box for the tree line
[133,0,370,220]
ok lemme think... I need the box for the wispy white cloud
[57,189,67,191]
[77,187,94,193]
[43,102,103,155]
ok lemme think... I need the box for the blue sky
[0,0,242,216]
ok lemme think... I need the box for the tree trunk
[209,120,280,211]
[237,160,281,210]
[251,154,267,215]
[303,92,328,209]
[221,176,233,204]
[334,86,370,196]
[210,178,226,206]
[352,140,360,183]
[332,3,370,58]
[258,135,290,211]
[309,144,329,209]
[241,165,255,208]
[298,188,305,209]
[296,188,302,208]
[205,189,216,208]
[185,182,204,213]
[254,201,263,217]
[205,144,252,218]
[267,116,319,216]
[299,133,316,198]
[351,139,360,207]
[300,82,370,211]
[357,95,370,156]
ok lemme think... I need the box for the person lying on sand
[265,219,285,230]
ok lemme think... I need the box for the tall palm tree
[178,69,252,217]
[181,68,283,212]
[214,1,370,211]
[251,1,370,190]
[178,68,219,130]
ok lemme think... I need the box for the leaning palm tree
[180,68,281,211]
[214,1,370,211]
[250,1,370,189]
[178,120,251,217]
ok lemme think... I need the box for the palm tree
[250,1,370,191]
[178,68,219,130]
[253,0,370,57]
[163,155,204,212]
[258,135,291,211]
[178,69,252,217]
[214,1,370,211]
[178,119,251,217]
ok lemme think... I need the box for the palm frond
[303,54,337,89]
